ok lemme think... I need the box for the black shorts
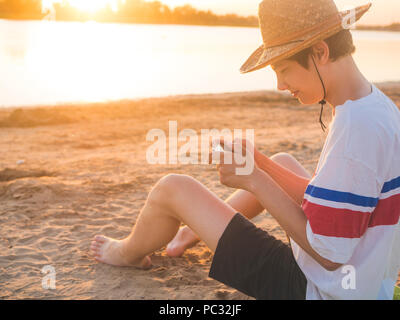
[209,213,307,300]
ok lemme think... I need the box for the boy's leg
[166,152,311,256]
[90,173,238,268]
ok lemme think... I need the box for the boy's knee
[271,152,293,162]
[152,173,193,203]
[270,152,311,179]
[157,173,192,189]
[152,174,195,211]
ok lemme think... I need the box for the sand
[1,83,399,299]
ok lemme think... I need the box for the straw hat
[240,0,372,74]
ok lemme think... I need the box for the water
[1,19,400,108]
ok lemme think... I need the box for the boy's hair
[288,29,356,69]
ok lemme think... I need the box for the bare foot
[166,226,200,257]
[90,235,152,270]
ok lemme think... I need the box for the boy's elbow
[322,260,343,271]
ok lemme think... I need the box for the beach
[1,82,399,299]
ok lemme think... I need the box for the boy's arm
[248,168,343,271]
[254,150,310,206]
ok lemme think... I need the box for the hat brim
[240,3,372,74]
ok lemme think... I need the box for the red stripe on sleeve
[369,193,400,228]
[302,199,371,238]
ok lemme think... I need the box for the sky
[151,0,400,25]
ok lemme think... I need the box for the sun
[43,0,125,13]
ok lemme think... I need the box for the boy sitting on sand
[90,0,400,299]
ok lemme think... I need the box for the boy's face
[271,56,323,105]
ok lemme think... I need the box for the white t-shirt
[290,84,400,300]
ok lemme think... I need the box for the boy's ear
[311,41,330,64]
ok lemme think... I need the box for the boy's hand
[210,138,259,191]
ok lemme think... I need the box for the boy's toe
[94,235,106,243]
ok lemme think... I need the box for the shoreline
[1,80,399,116]
[1,17,400,32]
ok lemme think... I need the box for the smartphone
[212,143,224,152]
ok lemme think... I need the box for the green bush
[394,286,400,300]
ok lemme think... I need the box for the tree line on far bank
[0,0,398,31]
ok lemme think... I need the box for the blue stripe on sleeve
[305,185,379,208]
[381,176,400,193]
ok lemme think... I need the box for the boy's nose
[276,74,288,91]
[277,79,289,91]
